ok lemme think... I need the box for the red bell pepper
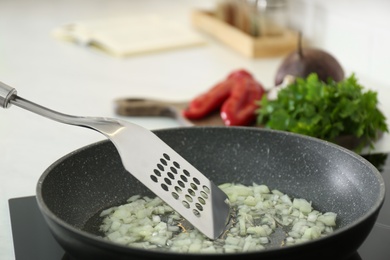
[182,80,233,119]
[220,76,265,126]
[183,69,253,120]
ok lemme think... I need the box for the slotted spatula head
[109,122,231,240]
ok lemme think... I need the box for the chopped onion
[99,183,337,253]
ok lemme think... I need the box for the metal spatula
[0,81,231,240]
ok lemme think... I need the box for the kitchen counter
[1,1,389,259]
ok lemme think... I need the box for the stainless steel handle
[10,95,126,135]
[0,81,127,137]
[0,81,82,124]
[0,81,17,108]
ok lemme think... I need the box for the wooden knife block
[191,10,298,58]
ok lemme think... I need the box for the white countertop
[1,1,390,259]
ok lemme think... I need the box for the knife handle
[115,98,184,117]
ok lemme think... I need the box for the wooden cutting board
[115,98,225,126]
[115,98,363,150]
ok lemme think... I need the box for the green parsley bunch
[256,73,388,151]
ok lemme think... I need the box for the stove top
[9,153,390,260]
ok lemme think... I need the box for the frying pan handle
[0,81,17,108]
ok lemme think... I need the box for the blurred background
[1,1,390,259]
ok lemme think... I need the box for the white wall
[287,0,390,87]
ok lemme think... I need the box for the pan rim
[35,126,386,257]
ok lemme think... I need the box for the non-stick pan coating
[36,127,385,260]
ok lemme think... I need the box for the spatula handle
[0,81,17,108]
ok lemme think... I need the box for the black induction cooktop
[9,153,390,260]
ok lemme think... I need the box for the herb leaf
[256,73,388,151]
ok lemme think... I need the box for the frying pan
[36,127,385,260]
